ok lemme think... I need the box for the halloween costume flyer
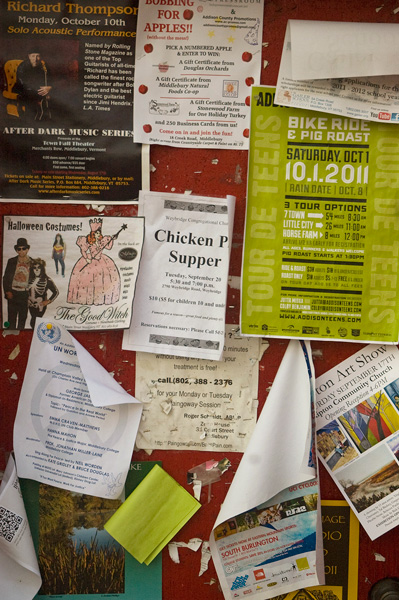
[316,344,399,540]
[133,0,264,149]
[0,0,141,202]
[2,216,144,330]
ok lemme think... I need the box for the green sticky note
[104,465,201,565]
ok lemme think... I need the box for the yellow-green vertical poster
[241,86,399,343]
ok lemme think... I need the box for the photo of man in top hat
[3,237,32,329]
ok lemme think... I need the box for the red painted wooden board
[2,1,399,598]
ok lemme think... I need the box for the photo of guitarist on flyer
[13,48,51,122]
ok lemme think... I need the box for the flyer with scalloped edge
[133,0,263,149]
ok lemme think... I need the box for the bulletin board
[1,1,399,599]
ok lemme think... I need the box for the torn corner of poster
[209,340,325,600]
[133,325,261,453]
[133,0,264,149]
[188,458,231,500]
[275,20,399,122]
[2,215,144,331]
[13,318,143,500]
[315,343,399,541]
[123,191,235,361]
[0,455,42,600]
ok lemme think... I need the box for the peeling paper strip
[8,345,20,360]
[168,537,203,563]
[199,541,212,576]
[193,479,202,501]
[374,552,386,562]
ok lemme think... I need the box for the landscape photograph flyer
[316,344,399,540]
[133,0,264,149]
[13,318,143,499]
[240,86,399,343]
[19,461,162,599]
[0,0,141,202]
[123,191,235,360]
[2,215,144,331]
[210,340,325,599]
[276,20,399,124]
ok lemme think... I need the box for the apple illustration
[143,124,152,133]
[183,9,193,19]
[139,85,148,94]
[245,77,254,86]
[242,52,252,62]
[243,129,250,138]
[144,44,153,53]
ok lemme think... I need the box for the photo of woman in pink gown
[67,218,121,305]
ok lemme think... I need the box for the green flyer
[241,86,399,343]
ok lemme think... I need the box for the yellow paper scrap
[104,465,201,564]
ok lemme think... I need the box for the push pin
[3,321,10,329]
[46,323,53,330]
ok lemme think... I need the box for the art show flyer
[2,216,144,331]
[240,86,399,343]
[0,0,141,202]
[135,325,266,452]
[123,191,235,360]
[316,344,399,540]
[276,21,399,124]
[13,318,143,499]
[0,455,41,600]
[20,461,162,600]
[210,341,324,600]
[133,0,263,149]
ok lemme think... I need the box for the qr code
[0,506,23,542]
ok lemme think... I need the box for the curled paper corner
[374,552,386,562]
[168,537,203,563]
[8,344,20,360]
[199,541,212,576]
[10,372,18,380]
[150,163,157,172]
[204,578,217,585]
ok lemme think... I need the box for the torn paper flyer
[0,455,41,600]
[210,341,324,599]
[13,318,143,499]
[276,20,399,123]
